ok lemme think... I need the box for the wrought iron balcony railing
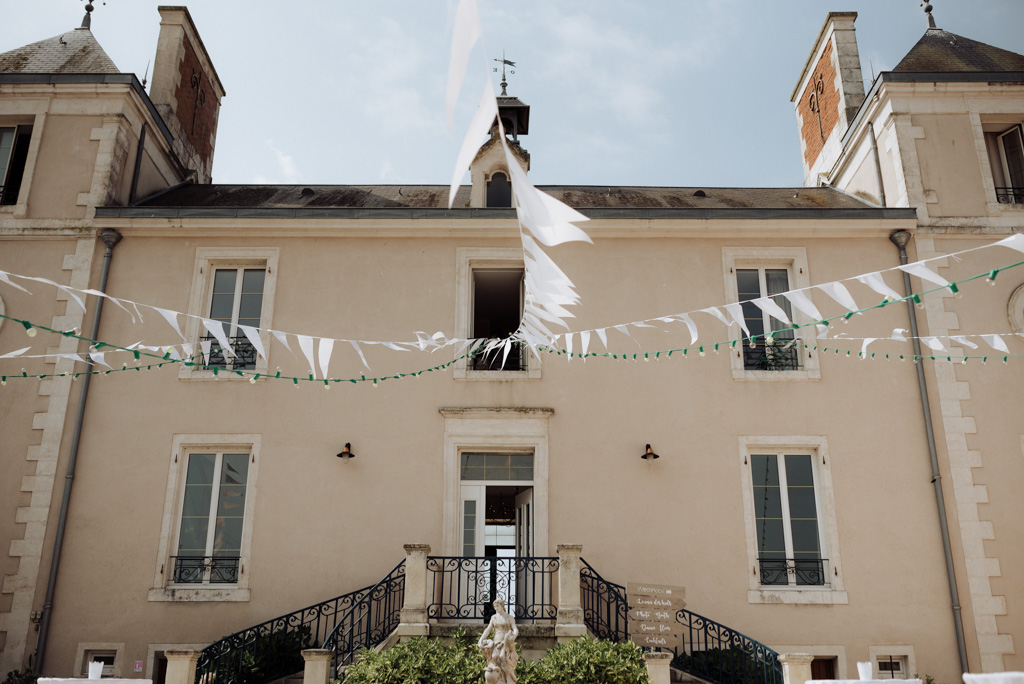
[201,334,258,370]
[996,187,1024,205]
[757,557,829,587]
[171,555,240,584]
[469,344,527,371]
[743,340,801,371]
[0,182,20,205]
[426,556,558,621]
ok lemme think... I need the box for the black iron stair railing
[322,560,406,674]
[425,555,558,621]
[579,557,783,684]
[194,568,394,684]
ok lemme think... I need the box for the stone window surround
[179,247,279,381]
[148,434,261,602]
[74,643,125,679]
[453,247,540,380]
[738,435,847,605]
[770,645,847,680]
[439,408,551,556]
[868,645,916,680]
[722,247,820,381]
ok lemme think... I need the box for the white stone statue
[478,598,519,684]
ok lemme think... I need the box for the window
[751,452,825,587]
[738,436,845,604]
[487,171,512,207]
[454,248,539,379]
[996,125,1024,204]
[74,644,124,679]
[0,125,32,205]
[149,434,261,602]
[180,248,278,380]
[723,248,819,381]
[172,451,250,585]
[83,651,116,677]
[206,267,264,370]
[876,656,908,679]
[737,267,799,371]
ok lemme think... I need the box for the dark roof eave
[96,206,917,220]
[0,73,174,147]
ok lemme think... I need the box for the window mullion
[229,268,243,337]
[203,453,224,582]
[757,268,771,336]
[776,452,796,586]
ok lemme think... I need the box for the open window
[470,268,525,371]
[0,125,32,206]
[983,122,1024,205]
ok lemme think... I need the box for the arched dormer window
[486,171,512,208]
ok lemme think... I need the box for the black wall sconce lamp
[641,444,660,461]
[336,442,355,461]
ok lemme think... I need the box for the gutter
[889,229,969,674]
[34,229,122,672]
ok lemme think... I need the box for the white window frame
[997,125,1024,199]
[149,434,261,602]
[179,248,279,381]
[868,646,916,681]
[0,124,31,207]
[723,248,820,381]
[74,643,124,679]
[440,408,551,555]
[454,248,540,380]
[738,436,846,605]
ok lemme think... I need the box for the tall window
[471,268,525,371]
[0,125,32,205]
[173,451,249,585]
[486,171,512,207]
[996,125,1024,204]
[737,267,799,371]
[751,452,825,586]
[206,267,264,369]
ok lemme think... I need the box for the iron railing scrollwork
[194,564,402,684]
[579,558,628,642]
[322,560,406,675]
[758,558,828,587]
[469,343,527,372]
[201,334,258,370]
[171,555,240,584]
[996,187,1024,204]
[743,339,801,371]
[426,556,558,621]
[580,559,783,684]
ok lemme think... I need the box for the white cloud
[252,139,301,184]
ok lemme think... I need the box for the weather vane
[492,51,516,96]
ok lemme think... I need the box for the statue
[478,599,519,684]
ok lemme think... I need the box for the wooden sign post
[626,582,685,650]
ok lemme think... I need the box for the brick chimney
[149,6,225,184]
[791,12,866,185]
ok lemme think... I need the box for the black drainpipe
[889,229,969,674]
[34,228,122,672]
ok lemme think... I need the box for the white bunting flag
[0,346,31,359]
[201,318,235,358]
[565,332,573,360]
[996,233,1024,254]
[297,335,316,376]
[817,281,859,313]
[723,303,750,336]
[921,337,947,352]
[861,338,877,357]
[857,272,903,302]
[349,340,371,370]
[699,307,730,327]
[55,285,86,314]
[898,262,949,287]
[751,297,791,326]
[595,328,608,349]
[238,324,267,361]
[785,290,823,321]
[272,330,292,352]
[445,0,482,130]
[950,335,979,349]
[0,271,31,293]
[890,329,908,341]
[88,351,111,368]
[580,330,591,357]
[155,307,186,341]
[318,338,334,379]
[449,81,497,208]
[981,334,1009,353]
[200,339,212,366]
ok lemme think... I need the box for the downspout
[869,121,887,207]
[34,228,122,672]
[889,229,969,674]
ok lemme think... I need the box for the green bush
[3,670,38,684]
[342,628,485,684]
[341,632,647,684]
[520,636,648,684]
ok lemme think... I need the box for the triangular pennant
[784,290,822,321]
[898,262,949,287]
[238,324,267,361]
[318,338,334,379]
[349,340,371,370]
[857,272,903,302]
[271,330,292,352]
[751,297,791,326]
[981,334,1009,353]
[297,335,316,377]
[201,318,235,358]
[817,281,859,313]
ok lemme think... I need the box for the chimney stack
[149,6,225,184]
[791,12,866,185]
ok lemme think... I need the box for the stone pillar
[644,652,672,684]
[555,544,586,643]
[780,653,815,684]
[301,649,333,684]
[396,543,431,638]
[164,650,200,684]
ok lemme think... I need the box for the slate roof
[135,184,874,211]
[894,28,1024,73]
[0,28,119,74]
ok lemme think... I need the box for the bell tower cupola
[469,53,531,208]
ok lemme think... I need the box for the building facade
[1,6,1021,683]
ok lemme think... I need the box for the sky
[4,0,1024,189]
